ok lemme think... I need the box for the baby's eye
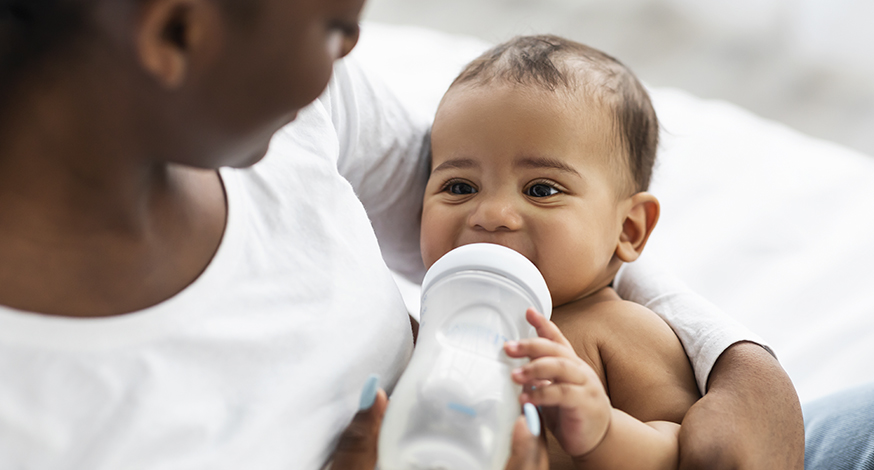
[526,183,560,198]
[446,181,477,195]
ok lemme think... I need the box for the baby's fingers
[525,309,573,349]
[504,336,574,361]
[519,381,605,409]
[511,356,592,386]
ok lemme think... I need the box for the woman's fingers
[505,407,549,470]
[328,376,388,470]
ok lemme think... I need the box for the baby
[420,35,700,469]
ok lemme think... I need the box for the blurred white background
[364,0,874,156]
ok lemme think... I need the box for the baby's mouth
[456,239,533,264]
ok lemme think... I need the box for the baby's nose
[468,196,523,232]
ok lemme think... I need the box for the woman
[0,0,806,468]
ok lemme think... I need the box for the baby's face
[422,84,628,306]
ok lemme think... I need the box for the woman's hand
[328,374,549,470]
[504,308,612,458]
[506,409,549,470]
[328,376,388,470]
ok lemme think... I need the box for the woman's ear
[136,0,222,89]
[615,192,660,263]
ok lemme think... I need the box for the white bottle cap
[421,243,552,320]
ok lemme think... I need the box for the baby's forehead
[438,81,634,191]
[441,36,657,195]
[443,77,613,117]
[448,80,622,145]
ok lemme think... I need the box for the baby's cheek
[538,265,566,303]
[419,218,449,268]
[420,242,442,270]
[541,261,593,307]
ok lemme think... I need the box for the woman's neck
[0,77,164,230]
[0,87,228,318]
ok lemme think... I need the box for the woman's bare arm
[614,261,805,468]
[677,342,804,470]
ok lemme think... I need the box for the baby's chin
[550,291,586,310]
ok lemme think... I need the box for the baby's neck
[554,256,624,308]
[555,284,622,313]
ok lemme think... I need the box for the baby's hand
[503,308,612,458]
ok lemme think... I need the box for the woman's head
[0,0,364,168]
[0,1,82,100]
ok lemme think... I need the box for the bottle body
[378,244,551,470]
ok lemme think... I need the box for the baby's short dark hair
[450,35,658,194]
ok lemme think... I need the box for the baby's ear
[615,192,660,263]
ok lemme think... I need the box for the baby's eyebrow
[432,158,479,173]
[515,156,581,177]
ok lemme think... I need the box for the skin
[0,0,548,467]
[422,82,697,469]
[422,82,803,469]
[422,84,658,306]
[0,0,363,317]
[0,1,804,467]
[330,390,548,470]
[679,342,804,470]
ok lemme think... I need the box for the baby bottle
[378,243,552,470]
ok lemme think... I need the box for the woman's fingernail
[505,341,518,350]
[523,403,540,437]
[358,374,380,411]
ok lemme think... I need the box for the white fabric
[4,21,872,469]
[358,22,874,404]
[643,87,874,403]
[613,260,771,394]
[0,58,426,469]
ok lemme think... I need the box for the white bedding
[353,23,874,404]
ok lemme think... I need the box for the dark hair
[0,0,88,105]
[0,0,254,108]
[451,35,659,194]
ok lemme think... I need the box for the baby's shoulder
[569,291,685,365]
[550,289,671,380]
[554,288,699,421]
[553,288,669,343]
[595,297,676,344]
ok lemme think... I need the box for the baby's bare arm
[571,410,680,469]
[544,293,700,469]
[594,300,700,423]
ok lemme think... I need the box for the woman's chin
[231,145,271,168]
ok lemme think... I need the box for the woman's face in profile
[227,0,364,116]
[155,0,366,168]
[220,0,365,161]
